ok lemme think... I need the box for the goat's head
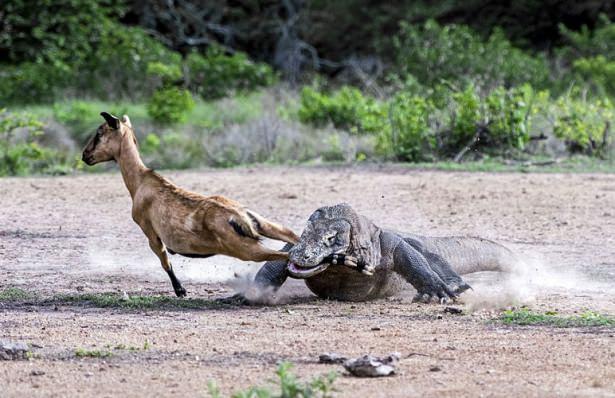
[82,112,133,165]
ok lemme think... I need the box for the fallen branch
[454,129,481,163]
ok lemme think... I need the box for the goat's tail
[228,209,261,240]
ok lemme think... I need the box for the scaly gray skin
[250,203,518,303]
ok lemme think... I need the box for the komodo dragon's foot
[412,281,471,304]
[453,282,472,294]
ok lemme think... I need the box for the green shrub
[0,0,121,64]
[147,87,195,125]
[378,93,434,161]
[140,133,162,156]
[298,86,386,135]
[437,84,548,156]
[85,26,181,99]
[553,95,614,157]
[484,84,547,150]
[186,47,276,100]
[0,0,181,102]
[572,56,615,97]
[0,62,70,104]
[298,84,549,161]
[449,85,482,149]
[394,20,550,89]
[559,15,615,60]
[147,62,183,84]
[208,362,337,398]
[0,109,70,176]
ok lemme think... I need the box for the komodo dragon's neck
[116,131,148,200]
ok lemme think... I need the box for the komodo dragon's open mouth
[287,261,330,279]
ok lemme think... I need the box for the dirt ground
[1,165,614,397]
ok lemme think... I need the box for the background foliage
[1,0,614,174]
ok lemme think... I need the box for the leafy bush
[558,15,615,60]
[299,84,549,161]
[147,62,183,85]
[394,20,550,90]
[186,47,276,100]
[0,0,181,102]
[572,56,615,97]
[140,133,162,156]
[298,86,386,135]
[553,95,614,157]
[437,84,548,156]
[484,84,547,150]
[378,93,434,161]
[0,109,70,176]
[147,87,195,125]
[0,62,69,104]
[84,26,181,99]
[0,0,122,64]
[448,85,482,150]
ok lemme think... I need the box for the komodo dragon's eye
[323,232,337,246]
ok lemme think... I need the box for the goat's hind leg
[247,211,299,244]
[232,239,290,262]
[148,236,187,297]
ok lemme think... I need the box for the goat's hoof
[175,287,187,297]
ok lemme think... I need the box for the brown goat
[82,112,299,296]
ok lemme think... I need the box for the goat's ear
[100,112,120,130]
[121,114,132,128]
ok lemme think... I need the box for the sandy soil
[1,165,614,397]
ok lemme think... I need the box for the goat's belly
[147,208,217,255]
[157,229,217,257]
[304,267,406,301]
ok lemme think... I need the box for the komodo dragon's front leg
[388,234,461,303]
[253,244,292,290]
[404,237,472,295]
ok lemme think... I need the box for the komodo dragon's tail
[405,234,520,275]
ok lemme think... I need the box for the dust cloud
[462,249,611,311]
[227,275,284,305]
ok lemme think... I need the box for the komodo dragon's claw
[323,254,374,276]
[412,286,459,304]
[327,253,356,266]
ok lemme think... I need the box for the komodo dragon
[245,203,519,303]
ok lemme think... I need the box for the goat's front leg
[148,236,187,297]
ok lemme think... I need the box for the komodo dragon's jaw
[287,261,331,278]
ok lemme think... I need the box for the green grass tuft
[75,348,113,358]
[401,156,615,173]
[53,292,228,310]
[105,340,151,352]
[501,308,615,327]
[0,287,35,301]
[208,362,337,398]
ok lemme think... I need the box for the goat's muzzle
[82,152,95,165]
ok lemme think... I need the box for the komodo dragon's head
[287,203,381,278]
